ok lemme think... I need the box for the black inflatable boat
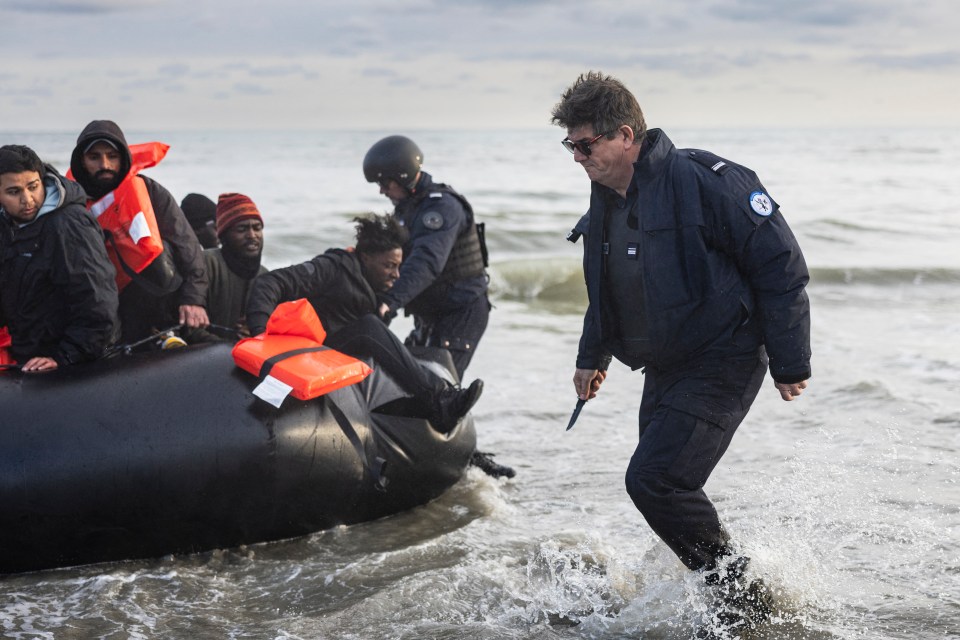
[0,342,476,574]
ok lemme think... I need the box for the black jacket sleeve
[50,210,120,365]
[572,211,611,371]
[142,176,208,307]
[710,180,812,383]
[245,257,337,336]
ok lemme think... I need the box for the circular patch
[749,191,773,216]
[421,211,444,230]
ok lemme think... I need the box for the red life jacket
[232,299,372,406]
[69,142,169,291]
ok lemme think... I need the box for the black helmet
[363,135,423,191]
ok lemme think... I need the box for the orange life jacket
[232,299,372,406]
[69,142,170,291]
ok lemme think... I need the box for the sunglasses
[561,131,612,156]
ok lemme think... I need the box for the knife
[566,398,586,431]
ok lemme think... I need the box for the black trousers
[407,294,490,379]
[326,314,447,400]
[624,349,768,571]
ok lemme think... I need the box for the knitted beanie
[216,192,262,236]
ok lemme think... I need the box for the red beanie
[215,192,263,236]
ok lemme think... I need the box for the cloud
[854,50,960,70]
[247,64,313,79]
[5,87,54,98]
[1,0,958,130]
[361,68,399,79]
[7,0,157,14]
[158,63,191,78]
[232,82,271,96]
[712,0,884,27]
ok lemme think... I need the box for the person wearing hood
[180,192,220,250]
[184,193,267,343]
[0,145,119,372]
[69,120,209,344]
[245,213,483,435]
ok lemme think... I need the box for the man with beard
[69,120,208,345]
[184,193,267,343]
[246,214,483,435]
[0,145,119,372]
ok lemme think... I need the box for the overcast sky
[4,0,958,132]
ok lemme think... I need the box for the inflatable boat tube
[0,342,476,574]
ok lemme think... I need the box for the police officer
[363,136,489,379]
[552,72,811,634]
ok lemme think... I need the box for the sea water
[1,128,958,639]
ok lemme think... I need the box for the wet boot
[469,451,516,478]
[697,556,774,638]
[431,379,484,434]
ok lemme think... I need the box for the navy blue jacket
[573,129,811,384]
[381,172,486,315]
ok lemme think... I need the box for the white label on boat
[253,375,293,408]
[129,211,152,244]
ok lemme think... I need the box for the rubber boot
[697,556,774,638]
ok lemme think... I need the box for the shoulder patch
[749,191,774,216]
[687,149,731,175]
[421,210,444,230]
[429,191,444,199]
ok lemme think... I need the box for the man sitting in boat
[184,193,268,343]
[0,145,119,373]
[246,214,483,434]
[69,120,209,345]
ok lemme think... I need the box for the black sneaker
[469,450,516,478]
[432,379,483,433]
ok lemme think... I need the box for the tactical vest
[601,196,650,367]
[403,183,487,315]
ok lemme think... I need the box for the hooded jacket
[0,166,119,365]
[70,120,207,308]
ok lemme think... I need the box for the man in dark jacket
[246,214,482,434]
[69,120,208,344]
[185,193,267,343]
[0,145,119,372]
[362,135,489,379]
[552,72,812,633]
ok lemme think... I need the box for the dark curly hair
[353,213,409,255]
[551,71,646,145]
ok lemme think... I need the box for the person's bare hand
[775,380,808,401]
